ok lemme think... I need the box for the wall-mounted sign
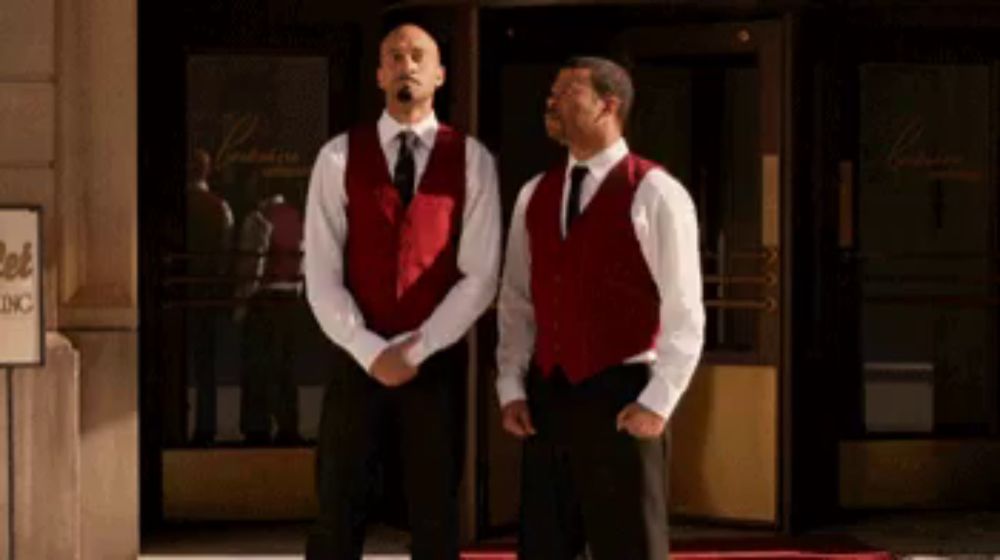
[0,207,43,366]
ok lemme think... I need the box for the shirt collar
[258,194,284,209]
[566,137,629,183]
[378,110,439,151]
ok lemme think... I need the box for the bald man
[303,23,501,560]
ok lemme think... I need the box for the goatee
[397,87,413,103]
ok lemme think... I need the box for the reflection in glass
[630,60,761,356]
[858,64,998,435]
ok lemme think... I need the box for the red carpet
[461,537,894,560]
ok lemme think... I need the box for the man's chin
[544,123,565,143]
[395,87,414,103]
[396,88,434,104]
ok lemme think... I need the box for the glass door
[621,21,785,526]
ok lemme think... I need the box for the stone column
[57,0,140,558]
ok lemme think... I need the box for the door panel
[670,364,778,523]
[163,448,316,520]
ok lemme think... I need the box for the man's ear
[436,65,446,87]
[376,66,388,92]
[602,96,621,120]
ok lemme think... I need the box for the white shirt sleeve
[495,175,543,407]
[633,169,706,421]
[234,211,271,301]
[403,137,503,366]
[303,137,389,371]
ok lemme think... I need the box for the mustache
[396,75,420,85]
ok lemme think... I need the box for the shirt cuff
[386,330,434,367]
[496,374,528,408]
[637,374,678,422]
[347,330,389,373]
[403,333,433,367]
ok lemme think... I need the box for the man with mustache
[303,22,501,560]
[497,57,705,559]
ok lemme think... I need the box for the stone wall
[0,0,138,558]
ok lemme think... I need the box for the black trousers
[240,292,302,441]
[305,341,467,560]
[187,307,224,441]
[520,363,670,560]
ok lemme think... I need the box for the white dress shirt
[304,111,501,371]
[496,138,705,421]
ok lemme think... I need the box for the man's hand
[369,333,422,388]
[501,399,537,439]
[616,402,666,439]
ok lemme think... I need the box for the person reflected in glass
[185,148,234,446]
[234,172,305,447]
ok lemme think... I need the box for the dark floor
[140,512,1000,559]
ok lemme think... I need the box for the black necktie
[394,131,416,207]
[566,165,588,231]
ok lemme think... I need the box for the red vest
[344,124,465,337]
[185,187,230,254]
[262,200,303,283]
[527,153,661,384]
[185,186,232,292]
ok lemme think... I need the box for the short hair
[188,148,211,180]
[563,56,634,125]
